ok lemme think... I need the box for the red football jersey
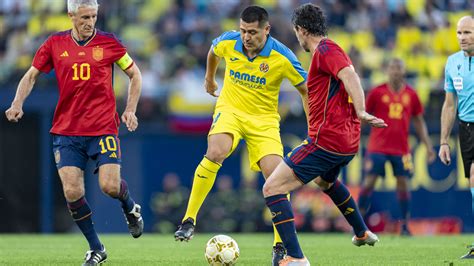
[32,29,133,136]
[366,83,423,155]
[307,39,360,154]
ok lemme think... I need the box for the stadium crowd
[0,0,472,122]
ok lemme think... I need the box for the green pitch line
[0,233,473,265]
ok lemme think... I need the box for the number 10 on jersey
[72,63,91,80]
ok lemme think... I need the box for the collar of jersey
[234,34,274,60]
[70,29,96,47]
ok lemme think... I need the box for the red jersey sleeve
[108,35,128,64]
[318,41,351,78]
[411,90,423,116]
[32,37,53,73]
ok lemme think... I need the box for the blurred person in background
[439,15,474,259]
[4,0,143,265]
[357,58,436,236]
[151,173,189,233]
[201,175,239,233]
[174,5,308,265]
[263,3,387,265]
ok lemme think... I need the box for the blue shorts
[284,138,355,184]
[365,152,413,177]
[52,134,121,172]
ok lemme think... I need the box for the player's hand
[358,111,387,128]
[5,105,24,123]
[121,110,138,132]
[438,144,451,165]
[427,147,436,163]
[204,78,219,97]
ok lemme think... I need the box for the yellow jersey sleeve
[116,52,134,70]
[212,31,240,58]
[272,44,307,87]
[212,42,224,57]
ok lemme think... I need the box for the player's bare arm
[204,47,221,97]
[439,92,457,165]
[5,66,41,122]
[121,63,142,132]
[295,83,309,124]
[337,66,387,128]
[412,115,436,162]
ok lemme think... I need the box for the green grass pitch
[1,233,473,265]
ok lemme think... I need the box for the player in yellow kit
[174,6,308,265]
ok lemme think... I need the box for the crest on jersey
[401,94,410,106]
[259,62,269,73]
[93,47,103,61]
[382,94,390,104]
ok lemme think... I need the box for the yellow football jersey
[212,31,307,119]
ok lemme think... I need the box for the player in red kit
[5,1,142,265]
[262,4,387,265]
[358,58,435,235]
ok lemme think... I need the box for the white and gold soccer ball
[205,234,240,265]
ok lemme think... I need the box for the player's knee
[100,180,120,197]
[260,165,274,180]
[63,187,84,202]
[314,177,331,190]
[205,146,227,163]
[396,176,408,184]
[262,180,279,197]
[262,182,272,197]
[363,176,377,189]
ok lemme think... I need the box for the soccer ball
[205,234,240,265]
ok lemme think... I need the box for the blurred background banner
[0,0,473,234]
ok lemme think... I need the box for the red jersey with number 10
[32,29,133,136]
[366,83,423,155]
[307,39,360,154]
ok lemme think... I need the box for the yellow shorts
[209,111,283,171]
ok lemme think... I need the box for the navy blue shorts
[284,138,355,184]
[52,134,121,172]
[365,152,413,178]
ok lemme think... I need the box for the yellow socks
[273,193,290,246]
[183,157,221,224]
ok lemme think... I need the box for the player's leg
[395,175,411,235]
[259,155,288,265]
[53,135,105,263]
[59,166,104,252]
[357,174,378,217]
[392,154,414,235]
[176,112,241,241]
[98,163,143,238]
[459,121,474,258]
[263,161,307,263]
[314,152,378,246]
[182,133,232,222]
[316,176,371,241]
[245,115,291,265]
[462,163,474,259]
[358,153,386,217]
[175,133,235,241]
[92,135,143,238]
[263,138,327,264]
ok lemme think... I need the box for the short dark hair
[292,3,327,36]
[240,6,269,27]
